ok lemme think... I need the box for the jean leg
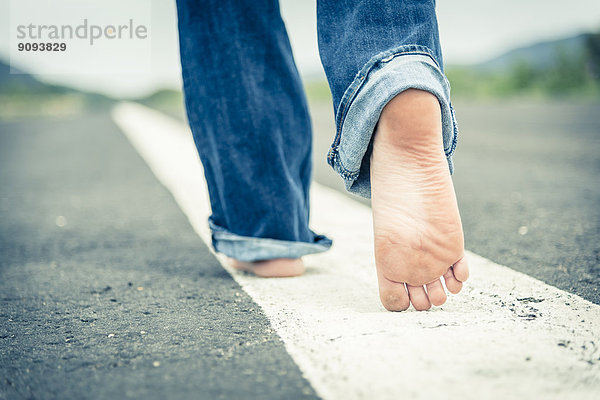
[175,0,332,261]
[317,0,459,198]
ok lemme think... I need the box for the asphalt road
[0,114,318,400]
[309,99,600,304]
[1,98,598,399]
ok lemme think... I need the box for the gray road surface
[0,99,598,399]
[0,114,318,400]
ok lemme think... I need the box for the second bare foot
[229,257,305,278]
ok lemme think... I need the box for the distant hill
[0,58,117,102]
[446,32,599,98]
[473,34,589,73]
[0,59,55,93]
[0,58,117,119]
[0,59,187,119]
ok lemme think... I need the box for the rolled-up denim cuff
[327,44,459,199]
[208,219,333,262]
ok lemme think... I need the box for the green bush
[446,34,600,99]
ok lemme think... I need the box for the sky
[1,0,599,98]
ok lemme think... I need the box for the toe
[453,256,470,282]
[443,267,463,294]
[377,271,410,311]
[406,285,432,311]
[425,279,447,306]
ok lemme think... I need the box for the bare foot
[371,89,470,311]
[229,258,305,278]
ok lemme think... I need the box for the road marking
[113,102,600,400]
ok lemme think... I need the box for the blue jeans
[175,0,458,262]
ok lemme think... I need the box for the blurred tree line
[447,32,600,99]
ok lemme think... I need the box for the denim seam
[327,44,455,179]
[447,103,459,156]
[208,219,332,262]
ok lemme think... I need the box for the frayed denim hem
[208,219,333,262]
[327,44,459,199]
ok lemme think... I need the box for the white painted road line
[112,102,600,400]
